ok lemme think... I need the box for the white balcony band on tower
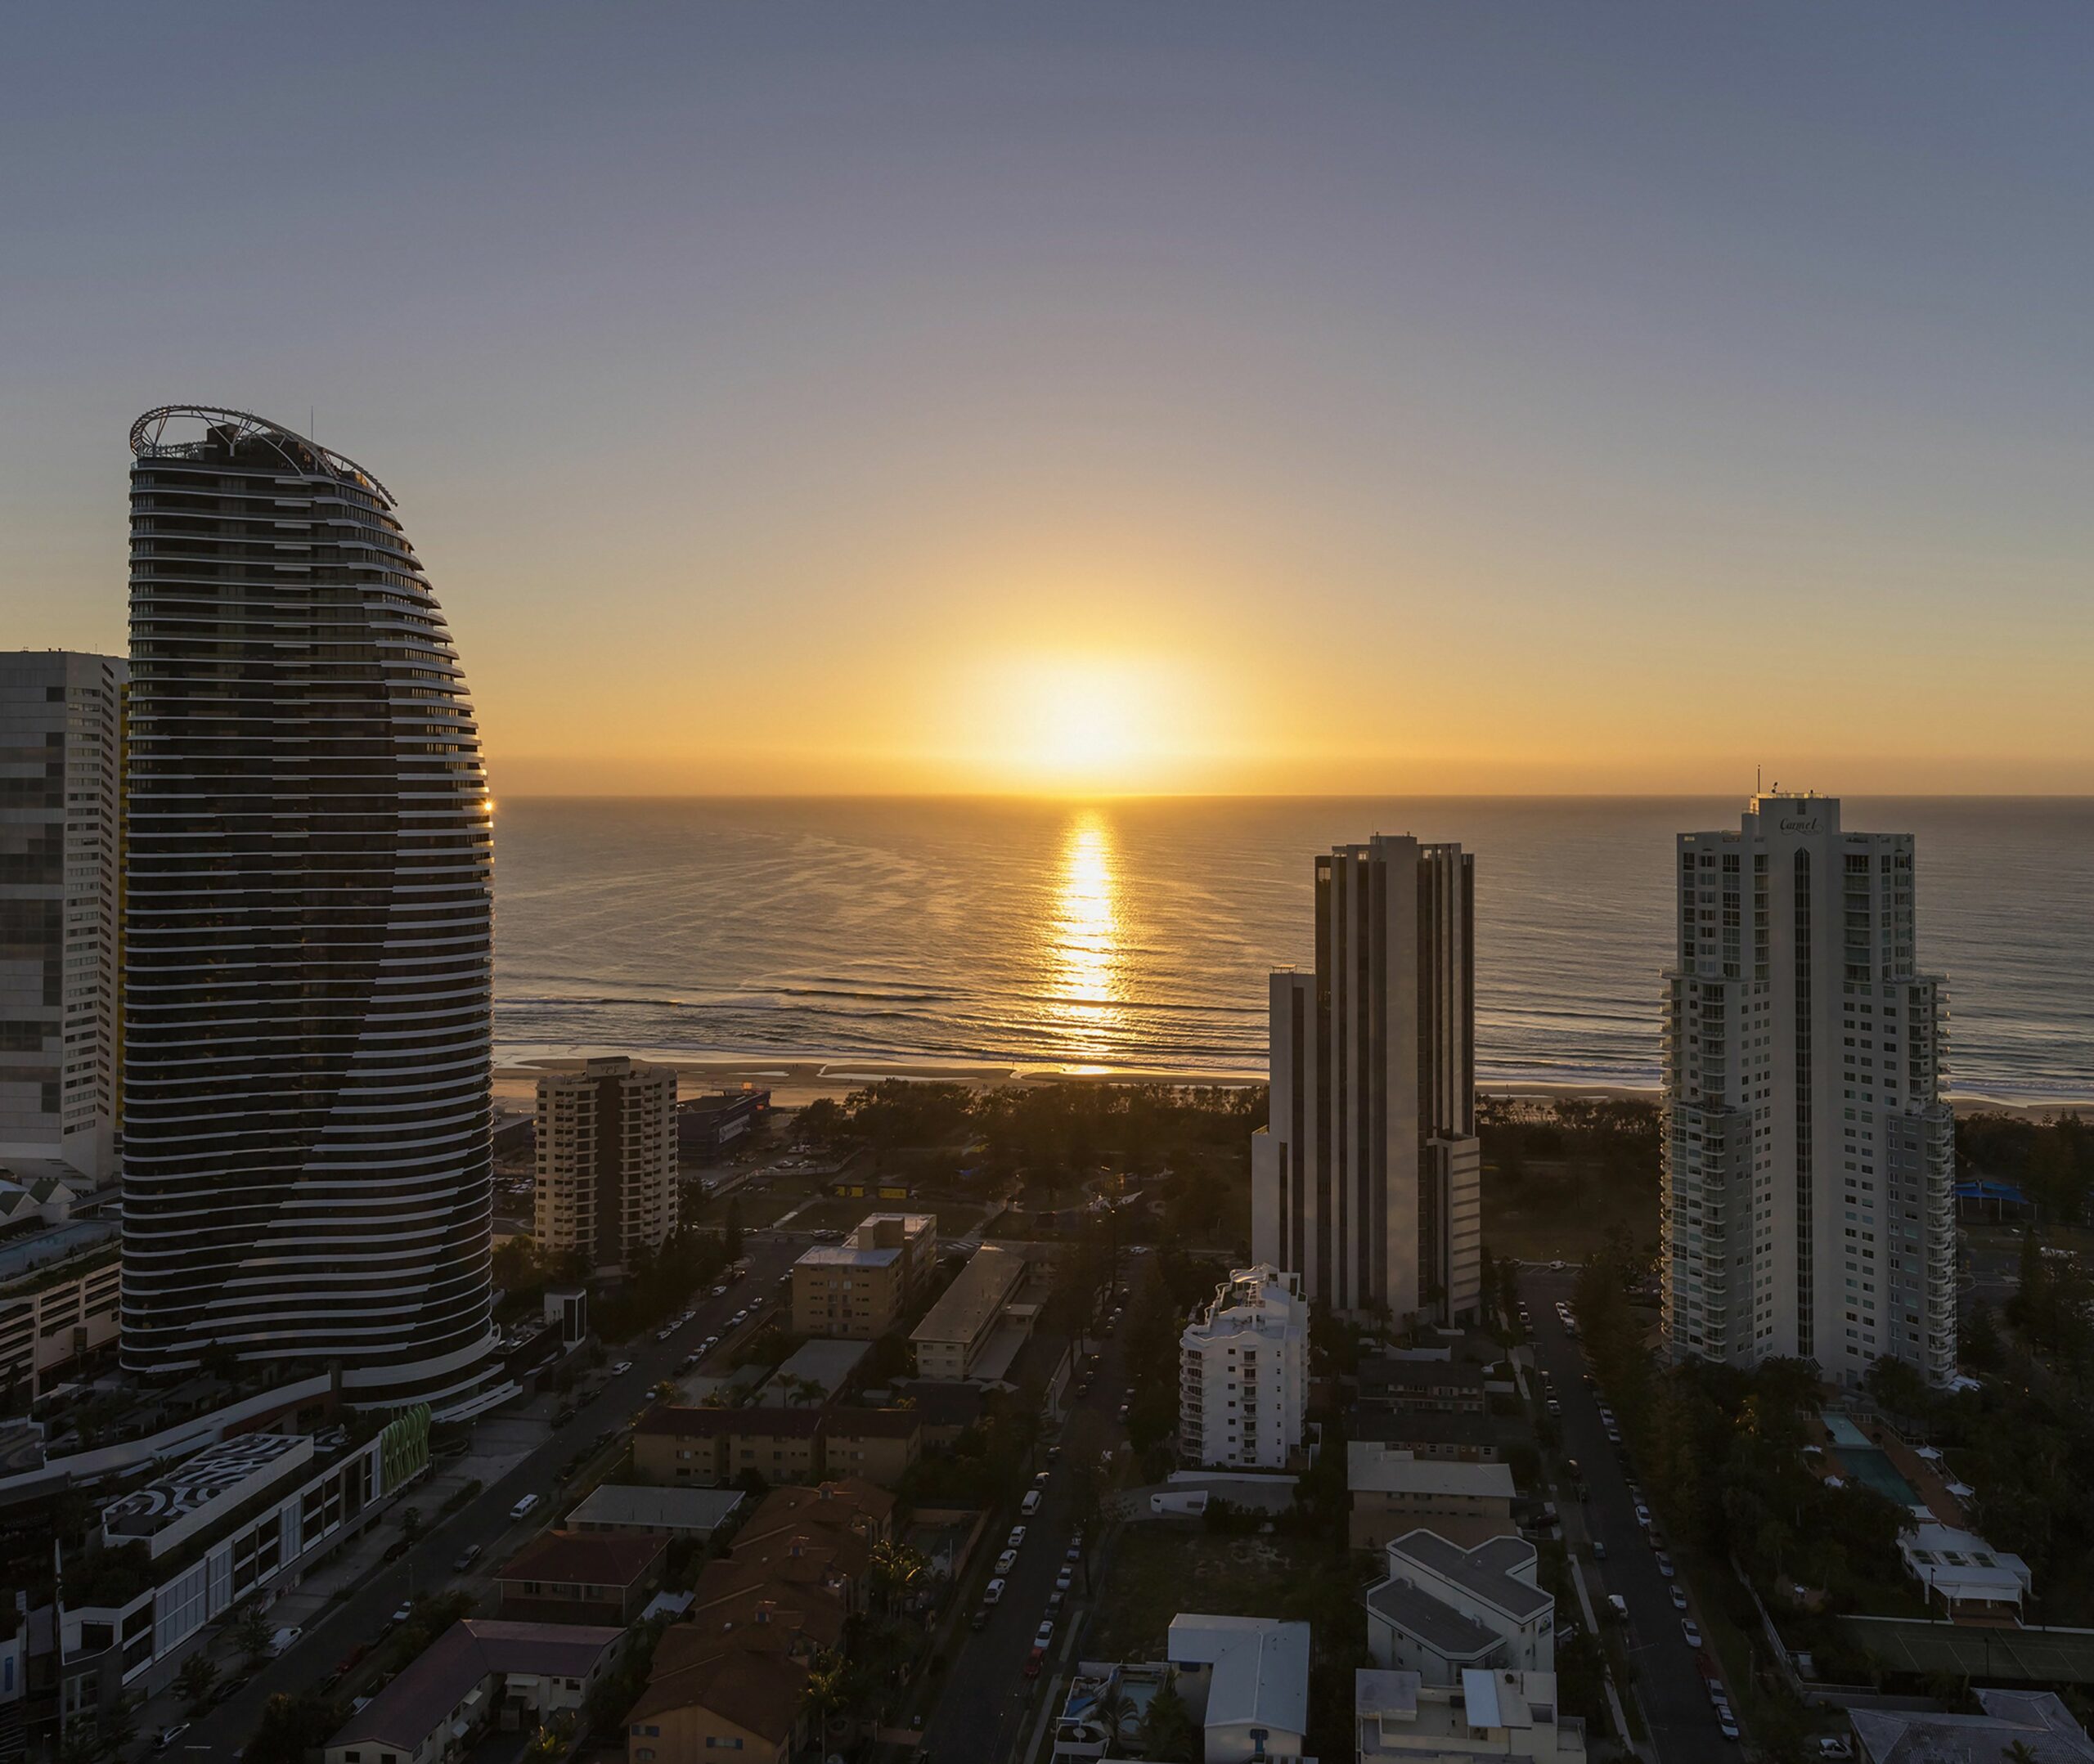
[120,407,496,1404]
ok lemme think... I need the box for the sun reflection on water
[1049,812,1122,1058]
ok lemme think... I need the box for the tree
[1135,1679,1198,1762]
[232,1600,272,1665]
[98,1693,139,1757]
[1090,1681,1133,1759]
[399,1504,425,1546]
[867,1537,927,1618]
[242,1691,344,1764]
[800,1650,851,1738]
[174,1650,221,1714]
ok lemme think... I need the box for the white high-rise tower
[1662,794,1955,1385]
[1251,835,1481,1325]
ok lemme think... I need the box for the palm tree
[1089,1682,1132,1759]
[799,1650,851,1745]
[867,1537,927,1619]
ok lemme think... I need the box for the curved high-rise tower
[121,406,495,1403]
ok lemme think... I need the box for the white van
[1020,1489,1043,1516]
[510,1493,541,1522]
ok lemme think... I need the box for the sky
[2,5,2092,796]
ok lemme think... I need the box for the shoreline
[489,1049,2091,1119]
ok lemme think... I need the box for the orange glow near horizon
[1048,812,1123,1059]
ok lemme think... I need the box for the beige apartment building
[790,1213,937,1340]
[910,1243,1026,1380]
[536,1057,677,1274]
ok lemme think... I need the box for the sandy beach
[492,1053,2089,1119]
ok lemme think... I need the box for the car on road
[1546,1398,1561,1416]
[154,1726,191,1753]
[390,1602,413,1627]
[1035,1619,1054,1647]
[1024,1645,1046,1678]
[269,1626,303,1657]
[1680,1618,1703,1647]
[1718,1712,1741,1741]
[1055,1569,1074,1593]
[1046,1587,1065,1614]
[610,1360,633,1376]
[1034,1468,1052,1485]
[983,1577,1006,1605]
[1633,1502,1651,1525]
[1006,1524,1028,1549]
[453,1543,482,1572]
[383,1537,411,1562]
[970,1605,991,1629]
[994,1549,1018,1575]
[1021,1489,1043,1515]
[1116,1403,1130,1422]
[1066,1541,1083,1563]
[712,1284,728,1296]
[1670,1582,1688,1610]
[656,1324,676,1341]
[1590,1540,1606,1560]
[1814,1741,1854,1760]
[1655,1551,1675,1578]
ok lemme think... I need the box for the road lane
[1521,1268,1733,1763]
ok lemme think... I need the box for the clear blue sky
[4,5,2090,792]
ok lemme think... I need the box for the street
[163,1233,804,1757]
[1520,1267,1731,1764]
[916,1253,1155,1764]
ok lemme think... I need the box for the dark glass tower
[121,407,494,1403]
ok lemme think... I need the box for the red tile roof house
[497,1529,668,1626]
[322,1618,623,1764]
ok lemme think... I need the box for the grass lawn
[1086,1529,1362,1661]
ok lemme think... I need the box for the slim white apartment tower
[1252,835,1481,1325]
[1179,1264,1309,1469]
[1662,795,1956,1385]
[0,652,125,1183]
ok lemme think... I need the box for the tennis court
[1844,1617,2094,1684]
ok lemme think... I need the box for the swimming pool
[1825,1412,1922,1508]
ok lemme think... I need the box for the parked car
[1054,1569,1074,1593]
[155,1726,191,1753]
[1006,1525,1028,1550]
[1021,1490,1043,1516]
[1590,1540,1606,1561]
[1066,1542,1083,1563]
[389,1602,413,1627]
[1655,1551,1675,1579]
[1718,1712,1741,1742]
[510,1493,541,1522]
[609,1361,633,1376]
[269,1626,303,1658]
[1023,1645,1046,1678]
[1046,1587,1065,1614]
[970,1605,991,1630]
[1680,1618,1703,1648]
[983,1578,1006,1605]
[453,1543,482,1572]
[1035,1619,1054,1647]
[994,1549,1018,1575]
[1670,1583,1689,1611]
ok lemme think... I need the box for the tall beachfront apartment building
[0,652,126,1183]
[1179,1264,1308,1469]
[1251,835,1481,1325]
[1662,795,1955,1385]
[121,407,495,1406]
[536,1056,679,1274]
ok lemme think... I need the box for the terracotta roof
[738,1477,895,1546]
[500,1528,667,1588]
[628,1642,808,1741]
[825,1407,923,1439]
[685,1566,847,1651]
[730,1527,868,1587]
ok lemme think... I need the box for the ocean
[490,796,2094,1104]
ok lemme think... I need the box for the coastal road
[918,1253,1155,1764]
[168,1237,804,1757]
[1521,1268,1731,1764]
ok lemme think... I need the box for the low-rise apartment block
[1350,1443,1517,1551]
[910,1243,1026,1380]
[1357,1667,1585,1762]
[1053,1613,1312,1764]
[1178,1264,1308,1470]
[790,1213,937,1340]
[0,1226,119,1399]
[498,1529,667,1626]
[1366,1529,1555,1685]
